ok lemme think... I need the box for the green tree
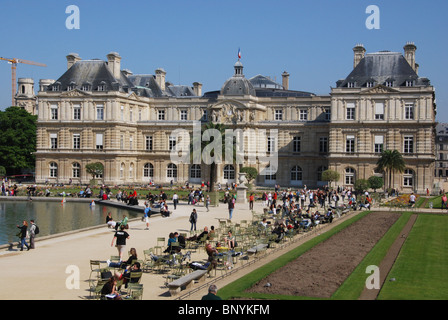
[368,176,384,192]
[190,122,236,193]
[0,106,37,175]
[321,169,340,187]
[354,179,370,193]
[376,150,406,190]
[240,167,258,184]
[85,162,104,184]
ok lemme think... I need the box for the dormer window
[97,81,107,92]
[81,83,91,91]
[405,80,414,87]
[366,81,375,88]
[385,81,393,87]
[52,82,61,91]
[67,82,76,91]
[347,82,355,88]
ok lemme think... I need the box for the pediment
[126,91,140,101]
[60,89,91,97]
[361,84,399,94]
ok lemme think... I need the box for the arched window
[143,163,154,178]
[345,167,356,185]
[49,162,58,178]
[72,162,80,178]
[223,165,235,180]
[403,169,414,187]
[291,165,303,181]
[167,163,178,178]
[190,164,201,179]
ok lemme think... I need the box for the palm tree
[376,149,406,191]
[190,122,236,193]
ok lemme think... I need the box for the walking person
[29,219,37,249]
[172,192,179,210]
[228,195,235,220]
[16,220,30,251]
[111,224,130,261]
[189,208,198,231]
[143,204,151,230]
[205,195,210,212]
[249,193,254,210]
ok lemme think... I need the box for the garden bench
[167,269,208,296]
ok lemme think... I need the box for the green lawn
[377,214,448,300]
[219,212,448,300]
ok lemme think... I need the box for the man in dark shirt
[111,225,130,261]
[201,284,222,300]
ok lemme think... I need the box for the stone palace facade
[17,42,436,193]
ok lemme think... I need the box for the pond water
[0,201,140,245]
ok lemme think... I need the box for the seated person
[204,243,218,271]
[160,202,170,217]
[187,227,208,242]
[207,226,216,241]
[108,247,138,269]
[101,274,122,300]
[272,223,286,243]
[164,233,178,253]
[120,262,142,288]
[224,230,237,249]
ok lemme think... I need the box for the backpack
[34,224,40,235]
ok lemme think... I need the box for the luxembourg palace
[15,42,436,193]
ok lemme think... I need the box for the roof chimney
[155,68,166,91]
[193,82,202,96]
[282,71,290,90]
[106,52,122,79]
[66,53,81,70]
[404,42,417,73]
[353,44,366,68]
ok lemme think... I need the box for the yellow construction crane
[0,56,47,106]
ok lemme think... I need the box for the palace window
[73,134,80,149]
[346,103,355,120]
[319,137,328,153]
[96,105,104,120]
[190,164,201,179]
[143,163,154,178]
[73,105,81,120]
[346,135,355,153]
[49,162,58,178]
[72,162,80,178]
[404,136,414,154]
[96,133,103,150]
[290,166,303,181]
[145,136,153,151]
[345,167,355,185]
[50,133,58,149]
[375,103,384,120]
[167,163,178,179]
[223,164,235,180]
[158,110,165,121]
[274,109,283,121]
[374,135,384,154]
[403,169,414,187]
[405,103,414,120]
[293,136,301,153]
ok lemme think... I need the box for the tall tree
[376,149,406,190]
[190,122,236,193]
[0,107,37,175]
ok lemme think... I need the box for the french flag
[238,48,241,59]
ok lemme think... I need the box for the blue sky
[1,0,447,121]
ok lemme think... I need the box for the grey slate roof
[337,51,430,88]
[46,59,198,98]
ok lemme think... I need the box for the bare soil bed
[247,212,401,298]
